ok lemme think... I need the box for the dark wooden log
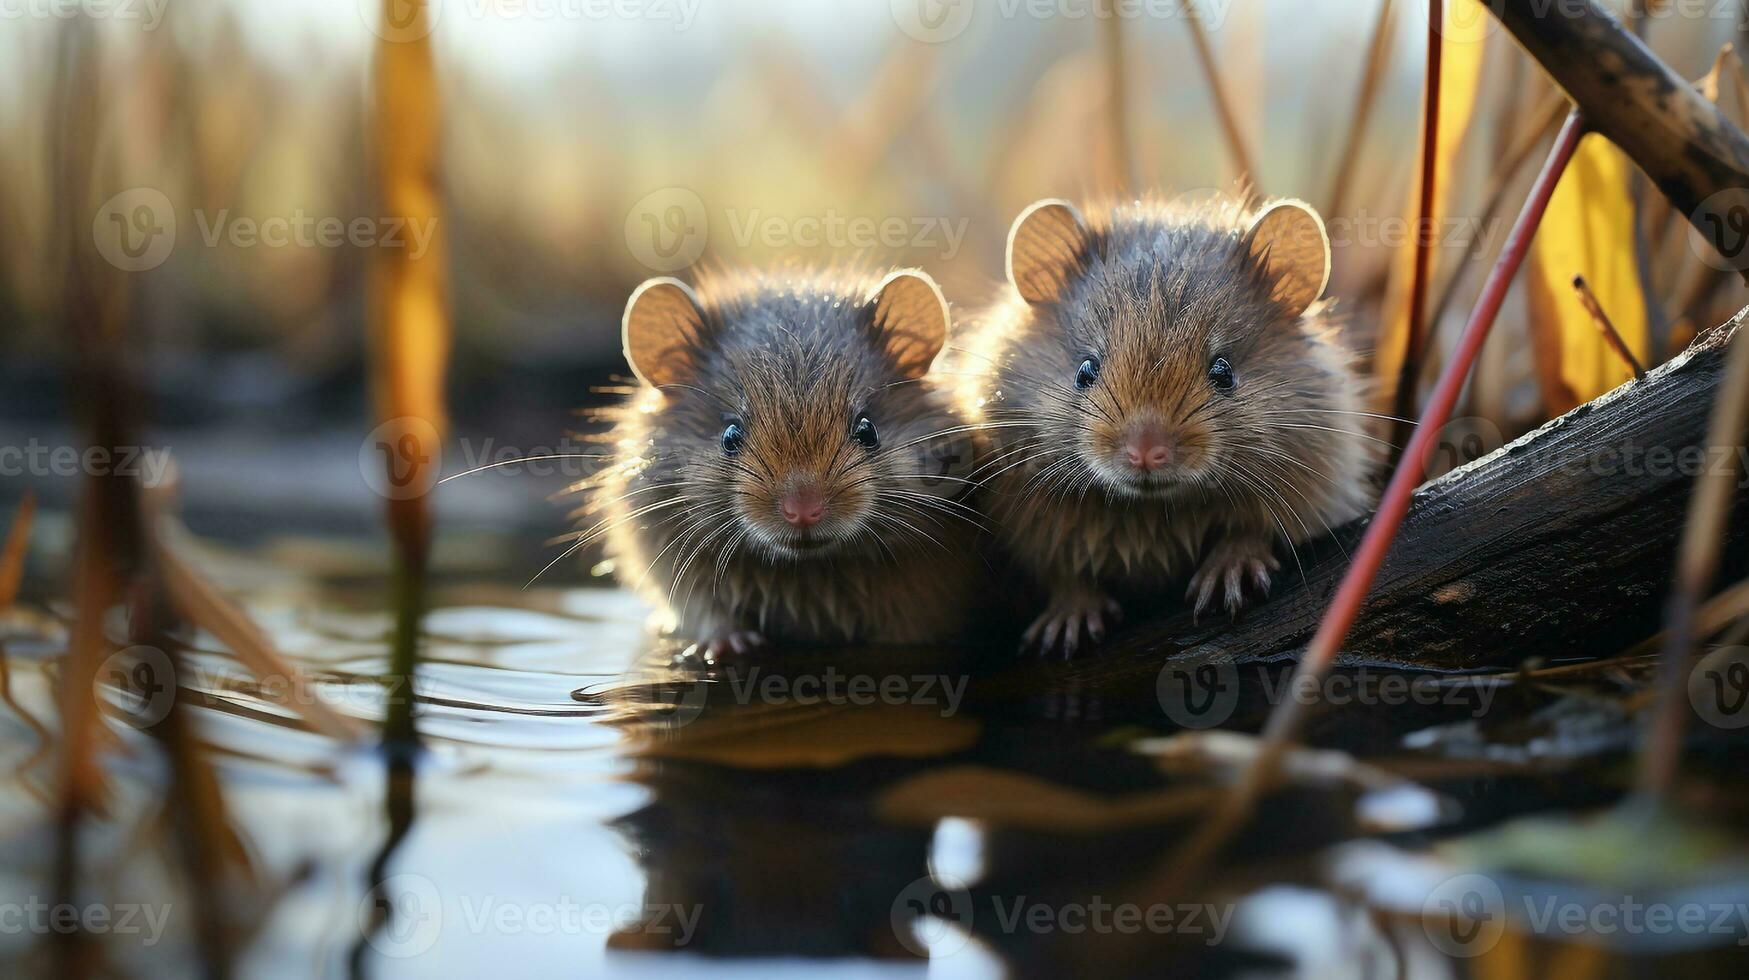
[1492,0,1749,279]
[1024,309,1748,694]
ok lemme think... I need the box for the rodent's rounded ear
[868,268,950,380]
[1006,198,1090,304]
[1245,199,1331,318]
[622,276,708,390]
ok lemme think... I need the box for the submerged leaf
[631,701,980,769]
[875,764,1214,832]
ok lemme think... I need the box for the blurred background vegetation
[2,0,1746,552]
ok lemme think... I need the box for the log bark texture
[1037,311,1748,690]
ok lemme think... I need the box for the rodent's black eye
[1208,356,1236,393]
[1075,356,1101,390]
[852,414,879,451]
[721,422,745,456]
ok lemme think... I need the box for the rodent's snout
[779,483,826,528]
[1122,424,1176,473]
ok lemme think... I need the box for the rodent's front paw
[1022,591,1122,658]
[1187,540,1280,620]
[686,629,766,662]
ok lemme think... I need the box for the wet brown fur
[586,266,985,647]
[953,195,1378,620]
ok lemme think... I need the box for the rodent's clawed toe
[689,629,767,663]
[1188,541,1281,621]
[1022,592,1122,658]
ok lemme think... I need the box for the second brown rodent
[953,193,1378,655]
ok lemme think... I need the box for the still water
[3,533,1747,978]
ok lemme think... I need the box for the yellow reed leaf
[1524,133,1650,414]
[1373,0,1489,412]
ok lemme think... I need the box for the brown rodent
[953,194,1377,655]
[585,266,984,659]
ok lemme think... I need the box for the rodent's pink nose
[781,485,826,528]
[1124,428,1176,472]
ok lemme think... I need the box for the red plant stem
[1160,110,1587,886]
[1260,110,1585,763]
[1390,0,1445,457]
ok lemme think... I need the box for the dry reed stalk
[1639,321,1749,796]
[1100,0,1135,191]
[151,522,365,742]
[1324,0,1395,219]
[1571,274,1648,379]
[1388,0,1446,459]
[370,0,449,749]
[1142,110,1586,903]
[1183,0,1258,188]
[0,491,36,611]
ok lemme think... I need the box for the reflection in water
[1,545,1748,977]
[349,747,417,980]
